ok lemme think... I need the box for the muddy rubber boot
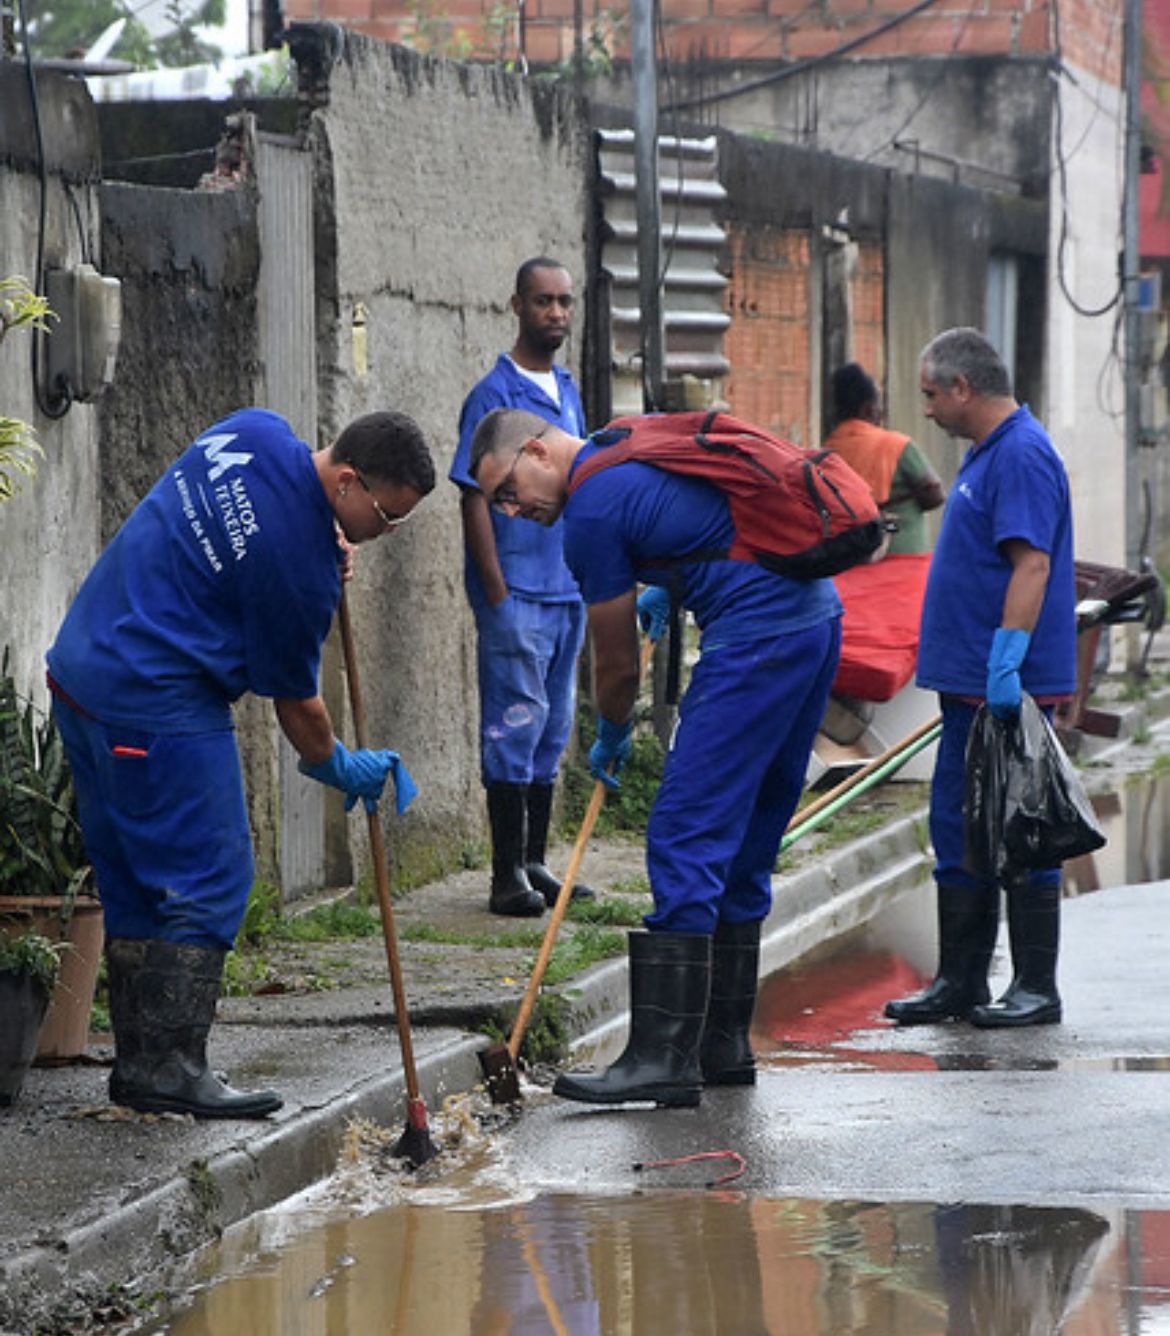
[970,882,1062,1027]
[884,884,999,1025]
[552,931,711,1107]
[524,780,595,907]
[699,918,761,1086]
[106,938,283,1119]
[486,782,545,917]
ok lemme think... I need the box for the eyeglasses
[489,425,548,512]
[489,444,528,513]
[353,469,412,530]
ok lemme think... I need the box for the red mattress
[831,553,931,702]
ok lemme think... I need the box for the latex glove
[589,715,633,791]
[300,741,419,814]
[986,627,1031,721]
[636,586,671,643]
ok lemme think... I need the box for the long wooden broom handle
[337,588,423,1105]
[507,636,655,1062]
[785,712,942,833]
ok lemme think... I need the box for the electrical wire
[665,0,948,115]
[17,0,71,418]
[633,1150,748,1187]
[1050,0,1124,319]
[861,6,973,164]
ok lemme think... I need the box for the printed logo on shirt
[198,431,254,482]
[177,430,262,572]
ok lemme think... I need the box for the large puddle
[143,775,1170,1334]
[145,1189,1167,1334]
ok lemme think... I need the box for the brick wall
[284,0,1121,87]
[723,227,813,444]
[722,230,887,444]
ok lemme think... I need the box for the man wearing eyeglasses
[470,408,842,1108]
[449,257,594,917]
[46,407,435,1120]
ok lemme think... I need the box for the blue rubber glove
[589,715,633,791]
[300,741,419,814]
[986,627,1031,721]
[636,586,671,643]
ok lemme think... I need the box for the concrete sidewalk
[0,690,1165,1332]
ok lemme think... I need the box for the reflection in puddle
[753,772,1170,1078]
[145,1191,1170,1335]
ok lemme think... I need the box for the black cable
[1051,0,1123,319]
[18,0,72,418]
[664,0,947,115]
[861,6,973,164]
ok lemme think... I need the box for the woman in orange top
[824,363,945,554]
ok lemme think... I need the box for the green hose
[780,721,942,853]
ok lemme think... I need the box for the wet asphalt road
[498,880,1170,1209]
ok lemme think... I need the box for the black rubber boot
[524,780,595,907]
[552,931,711,1107]
[970,883,1062,1027]
[884,884,999,1025]
[106,938,283,1118]
[699,918,761,1086]
[485,782,545,917]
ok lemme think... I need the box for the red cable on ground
[632,1150,747,1188]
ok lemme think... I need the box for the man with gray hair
[884,327,1077,1030]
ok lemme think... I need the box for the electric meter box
[45,263,122,405]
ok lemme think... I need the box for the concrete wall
[0,67,104,713]
[287,35,591,884]
[1045,60,1128,568]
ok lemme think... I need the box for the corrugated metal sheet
[596,128,730,415]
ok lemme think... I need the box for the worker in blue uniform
[47,408,435,1118]
[884,327,1077,1029]
[450,258,593,916]
[470,407,842,1108]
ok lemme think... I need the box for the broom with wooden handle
[338,587,436,1166]
[479,637,655,1104]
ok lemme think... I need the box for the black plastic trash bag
[965,694,1106,882]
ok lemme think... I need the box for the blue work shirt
[562,443,842,648]
[917,405,1076,697]
[48,409,341,733]
[450,354,583,609]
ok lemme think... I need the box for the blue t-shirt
[917,405,1076,696]
[450,354,583,608]
[47,409,341,732]
[563,442,842,648]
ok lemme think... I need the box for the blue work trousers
[53,701,255,948]
[645,618,842,935]
[476,595,586,786]
[931,695,1061,891]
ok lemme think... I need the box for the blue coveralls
[47,410,341,948]
[563,448,843,935]
[917,405,1077,891]
[450,355,586,785]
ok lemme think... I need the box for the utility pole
[1123,0,1142,574]
[630,0,665,411]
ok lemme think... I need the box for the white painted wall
[1045,63,1127,567]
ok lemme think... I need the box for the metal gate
[255,131,323,900]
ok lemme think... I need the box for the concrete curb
[556,811,931,1060]
[0,1027,489,1328]
[0,810,934,1328]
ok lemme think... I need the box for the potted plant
[0,652,102,1060]
[0,931,62,1104]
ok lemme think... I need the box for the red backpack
[567,409,884,580]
